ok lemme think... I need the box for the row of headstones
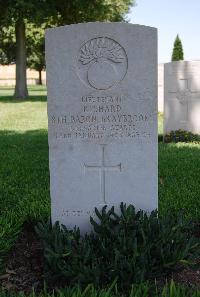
[46,23,199,233]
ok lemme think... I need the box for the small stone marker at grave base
[46,23,158,233]
[164,61,200,136]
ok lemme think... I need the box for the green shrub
[164,130,200,143]
[36,204,199,291]
[0,281,200,297]
[158,280,200,297]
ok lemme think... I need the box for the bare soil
[0,222,44,293]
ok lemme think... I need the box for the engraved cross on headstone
[84,145,122,205]
[169,78,200,122]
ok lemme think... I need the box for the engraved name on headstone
[46,23,158,232]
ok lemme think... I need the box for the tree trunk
[14,20,28,99]
[38,70,42,85]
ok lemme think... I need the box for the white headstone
[46,23,158,233]
[164,61,200,135]
[158,64,164,112]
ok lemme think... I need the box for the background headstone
[158,64,164,112]
[164,61,200,135]
[46,23,158,233]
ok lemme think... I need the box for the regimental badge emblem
[77,37,128,90]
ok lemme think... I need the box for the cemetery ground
[0,86,200,296]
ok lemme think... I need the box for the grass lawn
[0,86,47,131]
[0,85,200,273]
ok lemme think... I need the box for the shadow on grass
[0,129,49,212]
[159,142,200,219]
[0,95,47,103]
[0,129,50,272]
[0,129,48,146]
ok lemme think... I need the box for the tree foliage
[0,0,49,98]
[0,26,15,65]
[26,24,46,84]
[51,0,134,24]
[0,0,49,25]
[0,0,135,97]
[171,34,184,61]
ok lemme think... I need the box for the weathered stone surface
[164,61,200,135]
[46,23,158,233]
